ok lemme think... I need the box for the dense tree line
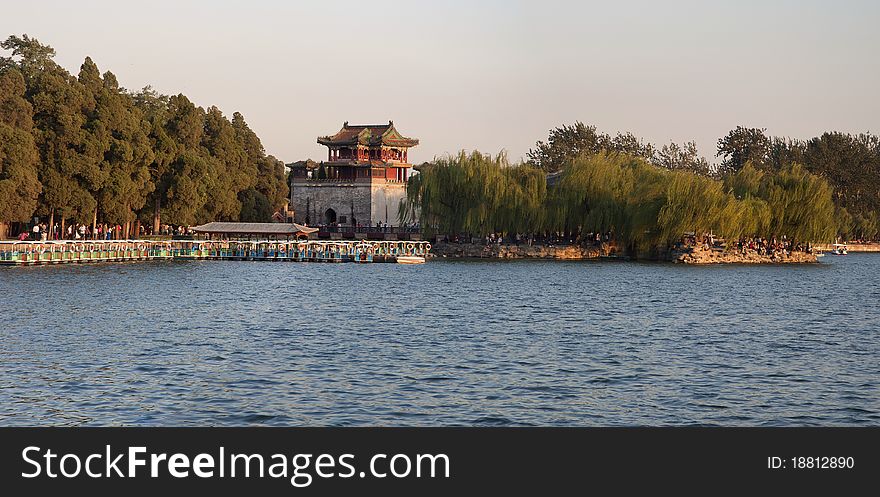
[401,152,547,236]
[717,126,879,239]
[0,35,288,236]
[527,122,709,175]
[404,150,842,254]
[527,122,879,240]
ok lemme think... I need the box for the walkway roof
[191,222,318,235]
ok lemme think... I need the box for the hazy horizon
[4,0,878,165]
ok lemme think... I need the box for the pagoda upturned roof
[318,121,419,148]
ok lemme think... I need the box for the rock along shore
[670,245,818,264]
[430,242,818,264]
[430,242,613,260]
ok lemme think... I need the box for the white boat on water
[396,256,426,264]
[829,243,848,255]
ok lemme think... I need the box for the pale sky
[4,0,879,165]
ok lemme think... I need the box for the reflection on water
[0,255,878,426]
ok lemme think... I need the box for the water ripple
[0,255,878,426]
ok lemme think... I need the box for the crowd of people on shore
[441,230,822,257]
[13,222,193,241]
[444,231,613,247]
[315,221,421,233]
[735,237,813,255]
[678,233,814,255]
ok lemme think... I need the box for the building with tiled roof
[289,121,419,228]
[317,121,419,149]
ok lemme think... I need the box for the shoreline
[430,242,822,264]
[428,241,614,260]
[815,242,880,252]
[670,245,818,264]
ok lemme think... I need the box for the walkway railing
[0,240,174,265]
[0,239,431,265]
[317,226,421,234]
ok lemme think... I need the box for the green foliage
[201,105,249,221]
[238,187,272,222]
[232,112,289,216]
[80,59,155,224]
[256,156,289,214]
[162,150,210,225]
[1,34,287,230]
[402,151,546,236]
[407,150,840,250]
[524,121,880,241]
[761,163,837,243]
[10,38,99,223]
[656,172,726,246]
[528,122,714,179]
[723,162,764,199]
[835,205,854,240]
[717,127,880,225]
[803,132,880,216]
[0,34,55,73]
[851,210,879,240]
[655,141,711,175]
[546,152,639,236]
[0,67,41,221]
[716,126,771,175]
[527,122,656,173]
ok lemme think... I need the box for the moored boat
[396,255,426,264]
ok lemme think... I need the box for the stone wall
[290,181,408,226]
[431,241,819,263]
[671,245,818,264]
[290,181,372,226]
[815,242,880,252]
[370,182,407,226]
[431,242,612,259]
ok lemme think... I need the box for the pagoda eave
[320,160,412,168]
[317,138,420,148]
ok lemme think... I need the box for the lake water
[1,255,878,426]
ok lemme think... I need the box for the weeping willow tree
[835,205,880,241]
[723,161,764,198]
[543,152,637,236]
[720,162,836,243]
[401,151,546,236]
[725,196,772,241]
[657,172,725,246]
[762,163,838,243]
[405,150,839,252]
[850,210,880,240]
[547,152,756,253]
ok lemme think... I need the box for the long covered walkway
[0,240,431,265]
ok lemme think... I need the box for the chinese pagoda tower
[289,121,419,228]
